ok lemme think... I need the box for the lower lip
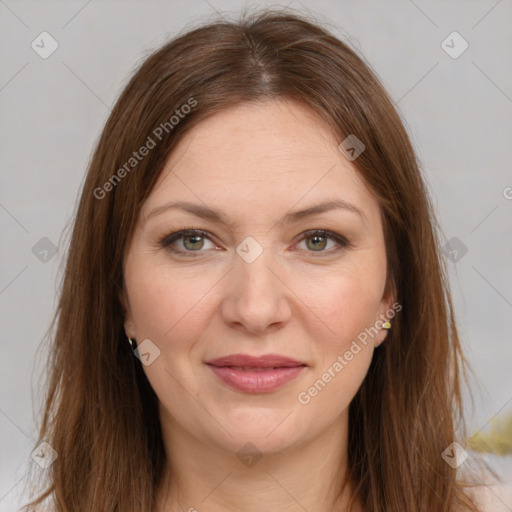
[207,365,306,392]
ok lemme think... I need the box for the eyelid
[158,227,351,257]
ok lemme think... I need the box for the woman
[23,8,487,512]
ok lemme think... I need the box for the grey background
[1,1,511,510]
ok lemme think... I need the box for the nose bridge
[234,235,278,299]
[223,235,289,332]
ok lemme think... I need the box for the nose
[220,243,292,335]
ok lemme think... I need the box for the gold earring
[382,321,391,329]
[127,337,137,351]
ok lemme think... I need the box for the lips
[205,354,307,392]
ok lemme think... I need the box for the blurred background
[1,1,511,510]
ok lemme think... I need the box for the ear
[119,286,136,339]
[374,277,398,347]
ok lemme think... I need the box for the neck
[154,410,362,512]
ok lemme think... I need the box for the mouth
[205,354,307,393]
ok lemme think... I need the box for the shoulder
[464,481,512,512]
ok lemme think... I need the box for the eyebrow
[145,199,367,227]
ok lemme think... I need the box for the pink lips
[205,354,307,393]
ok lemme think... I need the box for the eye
[159,229,217,256]
[158,228,350,257]
[294,229,350,256]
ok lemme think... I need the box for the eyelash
[158,228,351,258]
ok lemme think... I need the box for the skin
[123,99,395,512]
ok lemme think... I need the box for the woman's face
[123,99,394,456]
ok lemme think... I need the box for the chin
[214,429,298,458]
[208,407,304,454]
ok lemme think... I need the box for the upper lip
[205,354,306,368]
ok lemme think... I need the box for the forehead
[141,99,380,228]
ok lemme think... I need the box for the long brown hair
[23,8,486,511]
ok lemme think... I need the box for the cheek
[125,257,190,344]
[125,266,174,338]
[124,254,218,347]
[307,263,385,357]
[295,272,380,420]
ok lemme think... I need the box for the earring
[128,337,138,351]
[377,321,392,347]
